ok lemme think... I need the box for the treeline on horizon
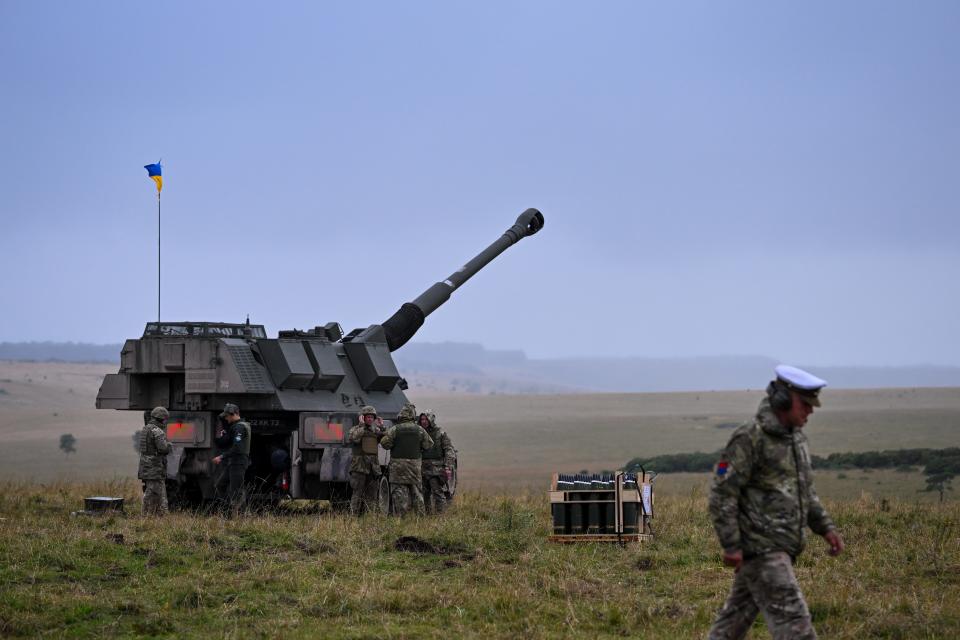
[624,447,960,476]
[5,341,960,393]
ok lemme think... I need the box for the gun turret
[350,208,545,351]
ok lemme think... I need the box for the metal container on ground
[548,471,654,544]
[83,496,125,514]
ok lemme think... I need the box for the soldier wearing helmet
[380,403,433,516]
[347,405,386,515]
[213,403,251,516]
[419,410,456,514]
[138,406,172,516]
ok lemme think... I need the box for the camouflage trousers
[349,472,382,515]
[708,551,816,640]
[142,480,168,516]
[423,475,448,514]
[390,482,425,517]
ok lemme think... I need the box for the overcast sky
[1,2,958,366]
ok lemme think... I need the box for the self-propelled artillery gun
[96,209,544,508]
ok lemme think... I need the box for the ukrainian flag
[144,162,163,193]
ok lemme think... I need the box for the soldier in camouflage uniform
[347,405,386,515]
[213,403,252,516]
[708,365,845,640]
[138,406,172,516]
[380,403,433,516]
[419,410,455,514]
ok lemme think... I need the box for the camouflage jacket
[381,421,433,484]
[421,425,455,477]
[137,419,171,481]
[709,398,835,558]
[347,422,385,475]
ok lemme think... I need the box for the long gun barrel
[379,208,544,351]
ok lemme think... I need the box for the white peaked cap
[775,364,827,390]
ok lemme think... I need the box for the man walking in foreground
[138,406,172,516]
[708,365,845,640]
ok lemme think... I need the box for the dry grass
[2,363,958,636]
[652,468,955,503]
[1,480,957,638]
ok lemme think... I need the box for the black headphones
[767,380,793,411]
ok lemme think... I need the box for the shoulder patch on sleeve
[716,460,729,476]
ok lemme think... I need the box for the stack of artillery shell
[548,472,651,543]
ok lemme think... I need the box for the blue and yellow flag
[144,162,163,194]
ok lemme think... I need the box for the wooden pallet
[548,533,653,544]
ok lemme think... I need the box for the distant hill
[496,356,960,393]
[396,343,960,393]
[0,342,121,363]
[399,344,960,393]
[3,341,959,393]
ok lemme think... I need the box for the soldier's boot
[229,491,246,518]
[391,484,411,516]
[349,493,363,516]
[158,483,169,515]
[227,497,245,519]
[422,477,434,514]
[427,476,447,514]
[349,472,368,516]
[213,469,231,515]
[142,480,166,516]
[362,475,381,514]
[433,490,447,514]
[422,479,433,514]
[411,483,426,517]
[141,482,152,516]
[226,465,247,518]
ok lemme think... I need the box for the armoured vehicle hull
[97,209,544,508]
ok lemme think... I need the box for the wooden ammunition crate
[547,533,653,544]
[548,472,654,542]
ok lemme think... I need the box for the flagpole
[144,162,163,327]
[157,191,161,325]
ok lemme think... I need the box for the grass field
[2,362,958,637]
[1,481,957,639]
[1,362,959,502]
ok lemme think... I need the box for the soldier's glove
[444,468,452,481]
